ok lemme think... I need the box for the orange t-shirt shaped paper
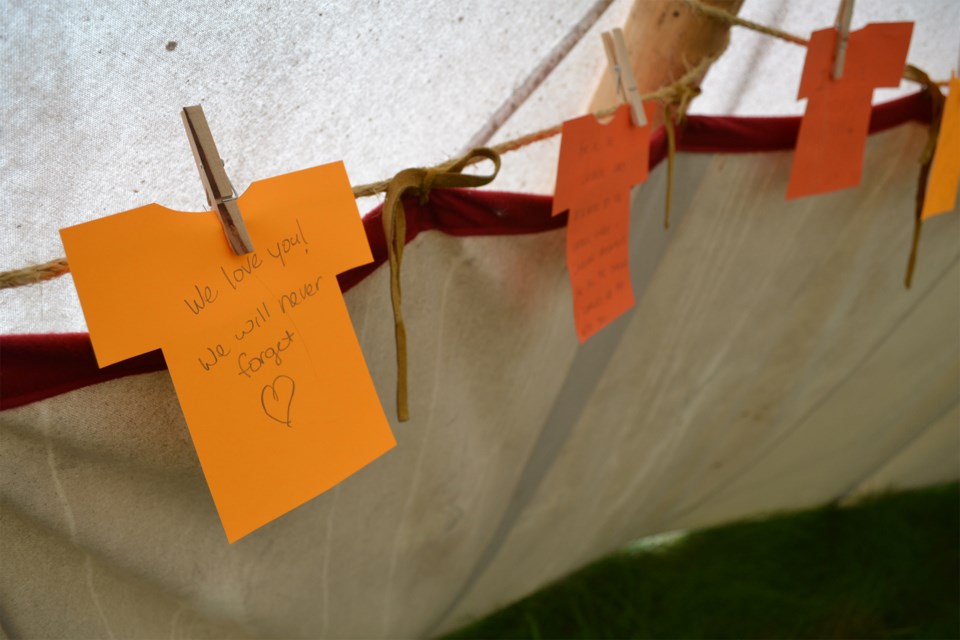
[787,22,913,199]
[921,76,960,220]
[60,162,395,542]
[553,103,652,342]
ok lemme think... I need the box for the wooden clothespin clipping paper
[832,0,855,80]
[552,30,654,342]
[60,109,395,542]
[602,28,647,127]
[181,105,255,255]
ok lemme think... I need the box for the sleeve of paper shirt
[59,206,173,367]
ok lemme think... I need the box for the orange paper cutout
[553,103,652,342]
[921,77,960,220]
[60,162,395,542]
[787,22,913,199]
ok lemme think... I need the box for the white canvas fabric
[2,122,957,638]
[2,0,958,334]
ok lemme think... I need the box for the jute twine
[5,3,942,291]
[0,44,713,425]
[684,0,809,46]
[0,258,70,289]
[1,2,946,421]
[686,0,949,289]
[658,39,717,230]
[0,37,720,292]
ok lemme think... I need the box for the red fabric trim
[0,92,934,410]
[674,89,930,154]
[0,334,167,410]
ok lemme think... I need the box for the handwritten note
[553,103,652,342]
[787,22,913,199]
[922,77,960,220]
[60,162,395,542]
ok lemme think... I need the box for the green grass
[444,482,959,639]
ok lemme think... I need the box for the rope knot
[381,147,501,421]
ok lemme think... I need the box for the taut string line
[0,3,941,291]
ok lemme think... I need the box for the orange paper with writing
[921,77,960,220]
[60,162,395,542]
[553,103,652,342]
[787,22,913,199]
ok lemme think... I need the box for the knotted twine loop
[381,147,501,421]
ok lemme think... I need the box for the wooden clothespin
[601,28,647,127]
[832,0,855,80]
[181,105,255,255]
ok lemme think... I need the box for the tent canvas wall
[1,1,958,638]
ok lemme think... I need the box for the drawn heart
[261,375,295,427]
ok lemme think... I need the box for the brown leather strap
[382,148,501,421]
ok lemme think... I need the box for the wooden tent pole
[590,0,744,125]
